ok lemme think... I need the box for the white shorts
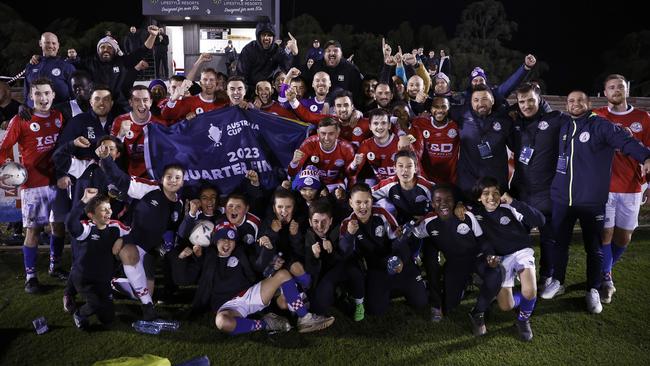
[604,192,642,230]
[20,186,56,228]
[217,282,266,317]
[500,247,536,288]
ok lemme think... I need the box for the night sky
[5,0,647,95]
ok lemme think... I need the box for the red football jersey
[355,134,399,182]
[595,105,650,193]
[111,112,166,178]
[0,111,63,188]
[413,116,460,184]
[339,118,372,148]
[160,94,226,123]
[287,135,355,189]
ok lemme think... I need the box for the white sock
[123,263,153,304]
[26,273,36,281]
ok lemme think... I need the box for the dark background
[4,0,648,95]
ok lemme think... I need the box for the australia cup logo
[208,123,223,147]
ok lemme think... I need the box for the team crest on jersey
[113,66,120,73]
[423,130,430,138]
[30,122,40,132]
[367,152,375,161]
[447,128,457,138]
[353,127,363,136]
[631,122,643,133]
[311,156,319,163]
[538,121,549,130]
[51,68,61,77]
[55,118,62,128]
[208,123,223,147]
[310,104,318,112]
[227,256,239,267]
[334,159,344,167]
[579,131,590,143]
[375,225,384,237]
[126,130,134,139]
[244,234,255,245]
[492,122,502,131]
[415,195,427,203]
[172,211,179,222]
[457,223,470,235]
[91,234,100,240]
[499,216,511,225]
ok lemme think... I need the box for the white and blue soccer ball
[189,220,215,247]
[0,161,28,187]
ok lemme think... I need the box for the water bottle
[132,320,162,335]
[151,319,180,331]
[387,256,402,275]
[263,252,283,278]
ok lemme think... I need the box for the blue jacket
[56,110,115,161]
[24,56,76,107]
[551,112,650,206]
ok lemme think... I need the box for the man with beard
[253,80,297,119]
[540,91,650,315]
[237,20,297,95]
[303,40,363,103]
[161,67,227,123]
[278,68,332,114]
[593,74,650,304]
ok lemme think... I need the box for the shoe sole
[298,317,335,333]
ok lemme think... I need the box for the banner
[142,0,272,18]
[0,130,21,222]
[144,106,308,194]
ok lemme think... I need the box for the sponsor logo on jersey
[51,68,61,77]
[493,122,502,131]
[309,104,318,112]
[367,152,375,161]
[334,159,344,167]
[499,216,511,225]
[631,122,643,133]
[30,122,40,132]
[538,121,549,130]
[579,131,590,143]
[227,256,239,267]
[208,123,223,147]
[375,225,384,237]
[457,223,470,235]
[447,128,457,138]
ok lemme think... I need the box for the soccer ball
[189,220,215,247]
[0,161,28,187]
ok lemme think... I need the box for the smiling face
[90,90,113,117]
[256,81,273,105]
[566,91,590,117]
[471,90,494,117]
[227,80,246,105]
[273,197,295,223]
[129,89,152,121]
[375,84,393,108]
[479,186,501,212]
[260,31,274,49]
[349,190,373,222]
[317,124,339,151]
[40,32,59,57]
[199,188,218,216]
[324,45,342,67]
[432,189,455,220]
[334,96,353,121]
[101,139,120,160]
[225,197,248,225]
[200,71,217,96]
[407,76,424,99]
[89,201,112,227]
[312,72,331,97]
[162,168,184,195]
[291,79,307,100]
[300,187,318,202]
[310,212,332,238]
[30,84,55,114]
[216,238,236,257]
[370,114,390,140]
[98,43,115,62]
[431,98,450,123]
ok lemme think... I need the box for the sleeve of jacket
[597,115,650,163]
[494,64,529,103]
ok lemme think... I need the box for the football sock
[23,246,38,279]
[294,272,312,289]
[611,244,627,266]
[231,317,264,335]
[518,296,536,321]
[280,278,307,317]
[601,243,612,281]
[49,235,64,270]
[512,291,522,309]
[123,262,153,304]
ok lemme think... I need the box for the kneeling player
[65,188,129,329]
[472,177,545,341]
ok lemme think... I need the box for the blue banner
[144,106,308,194]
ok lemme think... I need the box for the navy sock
[294,272,312,289]
[23,246,38,278]
[601,243,613,281]
[512,291,522,309]
[49,235,64,269]
[611,244,627,266]
[518,296,536,321]
[281,278,308,317]
[231,317,264,335]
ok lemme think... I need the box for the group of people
[1,18,649,343]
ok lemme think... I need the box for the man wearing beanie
[237,18,297,95]
[72,25,159,112]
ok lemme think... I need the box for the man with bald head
[24,32,76,106]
